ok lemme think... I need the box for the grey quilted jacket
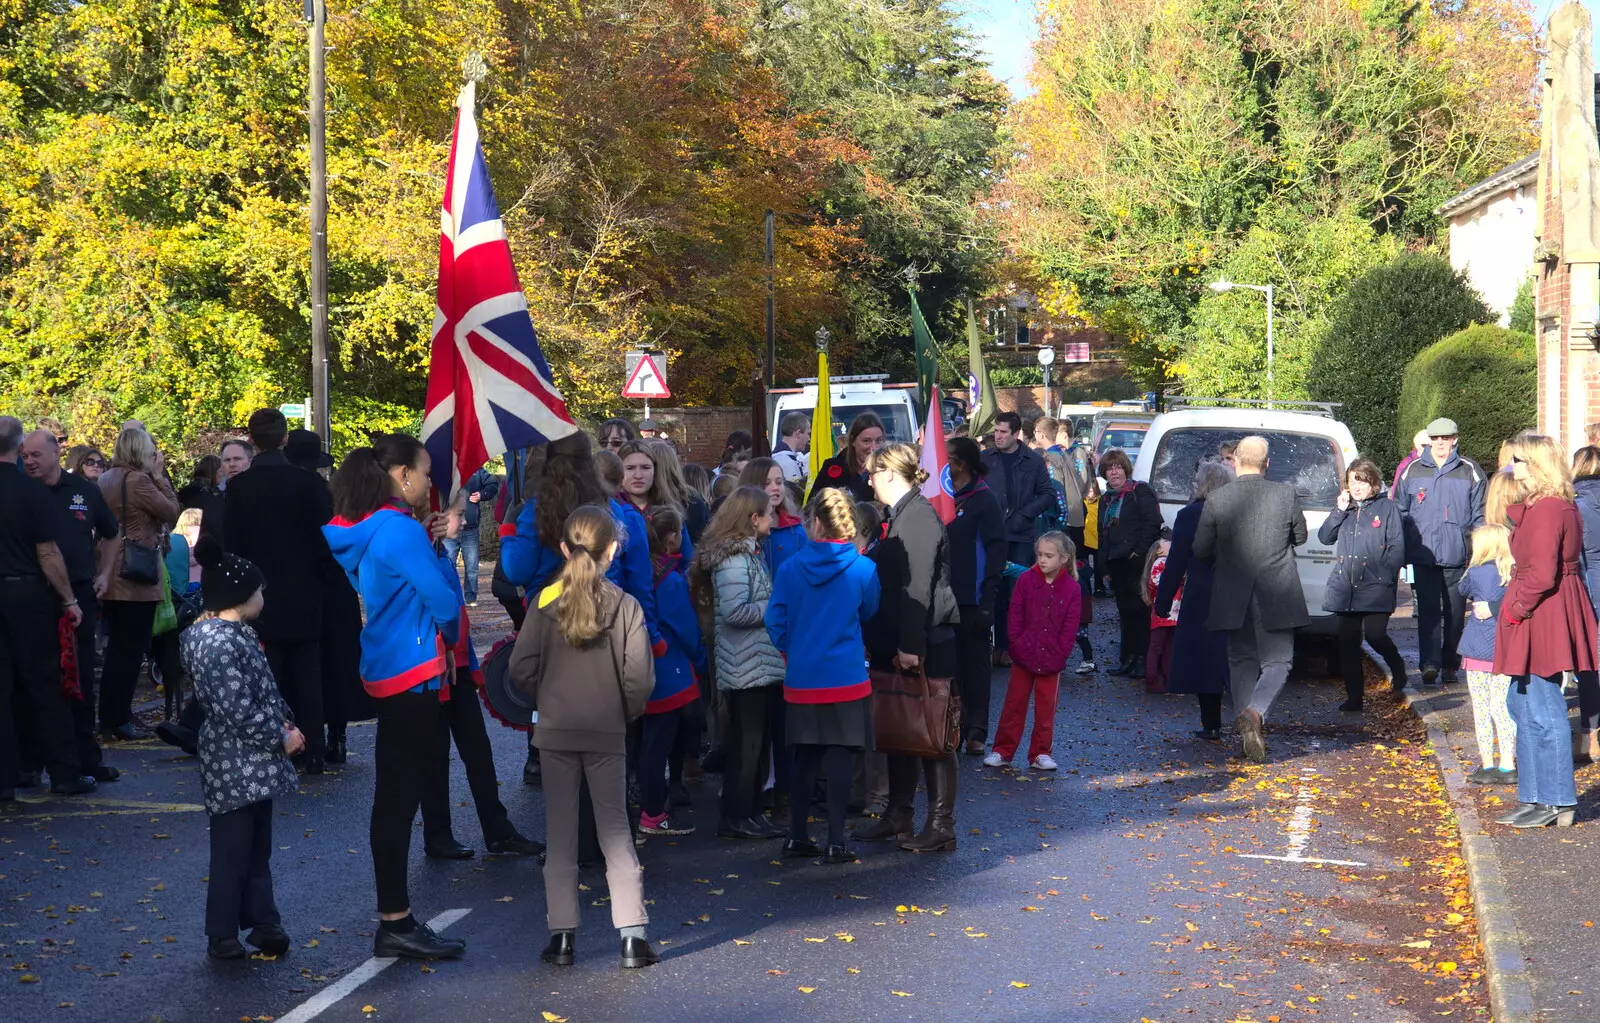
[704,539,784,691]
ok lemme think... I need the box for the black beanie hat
[194,535,265,612]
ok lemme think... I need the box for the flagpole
[308,0,330,444]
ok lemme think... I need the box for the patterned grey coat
[180,618,300,815]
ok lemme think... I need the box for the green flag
[909,287,940,417]
[966,299,997,438]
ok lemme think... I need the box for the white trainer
[1031,754,1058,771]
[982,752,1005,768]
[1074,661,1096,675]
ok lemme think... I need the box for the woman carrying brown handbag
[856,443,962,853]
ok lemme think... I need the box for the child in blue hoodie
[1460,523,1518,786]
[638,507,706,837]
[766,487,881,863]
[322,435,466,962]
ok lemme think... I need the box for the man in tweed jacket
[1193,435,1309,763]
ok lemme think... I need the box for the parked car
[1091,410,1157,464]
[1131,403,1358,633]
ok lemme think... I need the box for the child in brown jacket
[509,505,658,969]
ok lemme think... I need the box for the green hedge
[1396,324,1535,470]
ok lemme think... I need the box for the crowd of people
[5,404,1599,975]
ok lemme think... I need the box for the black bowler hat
[285,429,334,470]
[476,634,534,731]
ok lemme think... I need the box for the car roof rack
[794,374,889,385]
[1165,395,1342,418]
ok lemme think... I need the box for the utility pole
[308,0,330,445]
[764,209,776,388]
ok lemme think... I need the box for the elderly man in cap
[1395,417,1485,686]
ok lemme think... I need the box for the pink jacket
[1006,565,1084,675]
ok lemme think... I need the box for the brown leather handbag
[870,667,960,758]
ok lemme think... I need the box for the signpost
[279,401,310,428]
[1037,345,1056,417]
[623,351,670,417]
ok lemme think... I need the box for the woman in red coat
[1492,434,1597,828]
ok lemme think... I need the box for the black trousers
[148,629,185,720]
[371,690,450,914]
[790,744,852,846]
[206,799,281,937]
[992,540,1037,654]
[421,674,515,845]
[722,686,780,818]
[1198,693,1223,733]
[955,606,993,742]
[0,577,79,786]
[1337,611,1407,701]
[100,599,157,731]
[639,704,689,817]
[265,640,324,759]
[1107,557,1149,667]
[1413,564,1467,673]
[23,583,103,776]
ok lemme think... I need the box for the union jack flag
[420,79,576,502]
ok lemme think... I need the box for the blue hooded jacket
[766,539,880,704]
[1396,449,1485,568]
[498,495,662,649]
[323,504,461,697]
[1458,560,1508,664]
[649,562,705,713]
[1574,477,1600,614]
[764,510,807,581]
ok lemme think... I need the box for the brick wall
[1536,163,1569,441]
[641,406,762,468]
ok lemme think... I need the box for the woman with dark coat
[1097,448,1162,678]
[855,443,961,853]
[1317,457,1409,711]
[812,412,884,505]
[944,437,1005,754]
[1492,434,1597,829]
[1569,446,1600,764]
[1154,461,1233,740]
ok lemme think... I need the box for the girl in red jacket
[985,532,1083,771]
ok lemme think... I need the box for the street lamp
[1208,279,1275,408]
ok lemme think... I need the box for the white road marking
[274,908,472,1023]
[1234,742,1368,868]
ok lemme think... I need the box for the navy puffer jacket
[1317,495,1405,614]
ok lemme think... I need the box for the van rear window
[825,404,917,445]
[1147,428,1344,510]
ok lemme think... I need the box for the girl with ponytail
[509,506,659,968]
[765,488,880,863]
[322,434,468,961]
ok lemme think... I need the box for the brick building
[1535,3,1600,451]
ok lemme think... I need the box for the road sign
[1036,345,1055,367]
[280,403,307,420]
[622,352,670,399]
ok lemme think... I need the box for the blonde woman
[1492,435,1595,828]
[857,443,961,853]
[509,505,657,968]
[98,426,180,740]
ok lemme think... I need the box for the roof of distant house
[1435,153,1538,218]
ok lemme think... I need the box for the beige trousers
[540,749,648,932]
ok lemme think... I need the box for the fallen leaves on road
[541,1013,568,1022]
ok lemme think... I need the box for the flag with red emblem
[420,78,577,502]
[920,384,954,524]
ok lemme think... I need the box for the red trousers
[992,665,1060,761]
[1145,626,1175,693]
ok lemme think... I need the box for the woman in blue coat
[1569,447,1600,763]
[1153,461,1233,740]
[1317,457,1408,711]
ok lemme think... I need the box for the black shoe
[154,720,198,756]
[1192,728,1221,741]
[1511,803,1577,828]
[783,837,823,858]
[523,755,542,786]
[541,932,575,966]
[1337,698,1362,713]
[1441,670,1460,684]
[1466,767,1503,785]
[49,776,97,796]
[1492,768,1518,786]
[373,922,465,960]
[620,935,659,969]
[297,754,325,777]
[101,722,144,742]
[718,816,775,840]
[208,936,246,960]
[1106,659,1133,677]
[246,924,291,957]
[749,814,785,839]
[821,843,857,864]
[1127,656,1146,680]
[16,770,41,788]
[324,730,347,765]
[1494,802,1540,826]
[1421,665,1439,686]
[90,764,122,782]
[699,748,727,774]
[424,838,475,860]
[668,781,691,807]
[486,832,545,856]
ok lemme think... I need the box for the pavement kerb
[1400,684,1538,1023]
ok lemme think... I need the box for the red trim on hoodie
[363,633,447,698]
[784,679,872,704]
[645,686,700,715]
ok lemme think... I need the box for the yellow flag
[807,350,834,499]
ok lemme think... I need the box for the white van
[1131,402,1358,633]
[769,374,919,449]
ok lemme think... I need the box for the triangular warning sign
[622,354,671,399]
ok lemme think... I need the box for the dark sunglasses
[84,458,108,468]
[55,435,68,445]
